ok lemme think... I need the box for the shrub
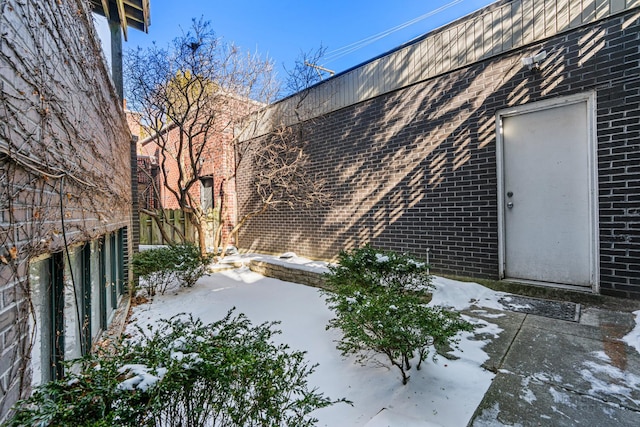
[324,246,473,384]
[167,243,211,287]
[9,311,344,427]
[132,244,211,296]
[131,246,174,296]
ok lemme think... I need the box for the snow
[408,259,426,268]
[139,245,168,251]
[117,364,167,392]
[469,309,505,319]
[548,387,575,408]
[499,297,533,311]
[170,350,204,369]
[363,409,443,427]
[623,310,640,355]
[375,253,390,263]
[127,268,507,426]
[579,322,640,406]
[471,403,515,427]
[429,276,507,311]
[580,353,640,407]
[171,337,187,350]
[279,251,297,259]
[521,388,536,404]
[220,252,333,274]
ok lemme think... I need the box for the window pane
[90,241,102,340]
[29,258,52,387]
[104,235,114,321]
[110,233,117,308]
[118,228,126,295]
[63,248,83,362]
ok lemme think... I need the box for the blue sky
[116,0,496,77]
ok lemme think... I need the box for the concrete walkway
[467,304,640,426]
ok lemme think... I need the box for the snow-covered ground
[127,254,640,426]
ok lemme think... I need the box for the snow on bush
[323,245,474,384]
[117,364,167,392]
[132,243,212,296]
[8,311,346,427]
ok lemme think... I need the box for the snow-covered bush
[9,311,343,426]
[132,244,211,296]
[324,246,473,384]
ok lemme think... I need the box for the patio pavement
[465,301,640,426]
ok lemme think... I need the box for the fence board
[139,209,197,245]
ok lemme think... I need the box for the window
[63,244,92,362]
[117,228,126,296]
[29,256,51,387]
[90,240,103,340]
[101,230,123,325]
[29,253,64,386]
[200,177,214,211]
[110,233,118,308]
[28,228,129,386]
[100,235,114,326]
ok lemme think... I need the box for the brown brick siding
[237,10,640,298]
[138,106,241,243]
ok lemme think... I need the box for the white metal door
[498,96,597,288]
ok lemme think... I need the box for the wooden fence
[140,209,196,245]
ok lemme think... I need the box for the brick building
[237,0,640,298]
[125,109,160,211]
[0,0,148,419]
[138,93,259,249]
[137,155,160,210]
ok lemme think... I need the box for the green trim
[51,253,65,380]
[117,228,125,295]
[110,233,117,307]
[99,237,107,330]
[81,243,92,356]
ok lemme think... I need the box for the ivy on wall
[0,0,133,414]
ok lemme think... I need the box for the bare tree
[216,46,332,256]
[125,19,278,254]
[127,24,331,257]
[283,45,328,96]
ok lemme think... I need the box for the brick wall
[138,97,245,245]
[0,0,132,418]
[237,9,640,298]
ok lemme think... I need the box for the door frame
[495,92,599,292]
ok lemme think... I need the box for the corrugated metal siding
[243,0,639,139]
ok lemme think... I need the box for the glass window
[28,230,129,386]
[110,233,118,308]
[28,257,52,387]
[63,245,91,362]
[118,228,126,296]
[103,234,114,322]
[90,241,102,341]
[29,253,64,385]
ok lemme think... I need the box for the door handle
[507,202,514,209]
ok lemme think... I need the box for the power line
[323,0,466,65]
